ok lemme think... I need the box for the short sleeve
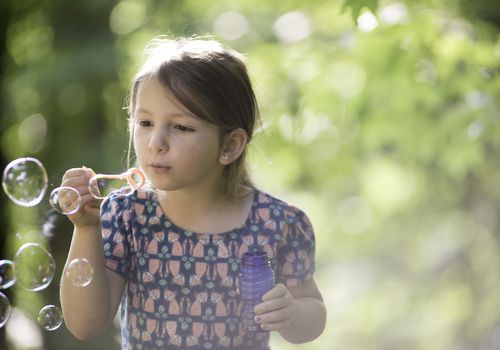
[276,207,316,287]
[100,194,133,278]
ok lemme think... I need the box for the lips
[149,162,171,170]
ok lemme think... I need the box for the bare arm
[254,278,327,343]
[60,226,125,339]
[59,168,126,340]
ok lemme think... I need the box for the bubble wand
[49,167,146,215]
[88,167,146,199]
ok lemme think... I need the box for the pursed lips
[149,162,171,169]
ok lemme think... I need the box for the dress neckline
[149,189,258,236]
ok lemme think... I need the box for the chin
[149,181,181,192]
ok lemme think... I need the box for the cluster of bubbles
[1,157,99,331]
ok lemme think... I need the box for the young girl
[59,36,326,350]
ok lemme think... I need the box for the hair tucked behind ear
[126,36,260,199]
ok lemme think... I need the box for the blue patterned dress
[101,188,316,350]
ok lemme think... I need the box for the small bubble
[49,186,81,215]
[37,305,63,331]
[2,157,48,207]
[14,243,55,292]
[65,258,94,287]
[0,292,11,328]
[0,260,16,289]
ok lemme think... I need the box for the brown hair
[126,36,259,198]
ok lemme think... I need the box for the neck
[155,181,253,234]
[158,181,227,209]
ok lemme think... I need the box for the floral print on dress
[101,188,316,350]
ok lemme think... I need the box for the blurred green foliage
[1,0,500,349]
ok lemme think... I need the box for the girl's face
[133,76,225,192]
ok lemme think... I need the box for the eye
[138,120,153,127]
[174,124,194,132]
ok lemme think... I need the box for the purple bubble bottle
[239,250,275,332]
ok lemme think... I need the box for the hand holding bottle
[252,283,297,332]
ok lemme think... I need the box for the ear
[219,128,248,165]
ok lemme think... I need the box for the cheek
[187,135,220,157]
[133,134,147,157]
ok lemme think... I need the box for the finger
[83,204,100,216]
[78,193,102,208]
[60,175,97,194]
[62,168,87,180]
[59,181,87,192]
[259,319,291,331]
[81,166,96,176]
[55,189,81,211]
[254,294,291,314]
[254,307,293,325]
[61,177,91,190]
[62,168,95,182]
[66,201,100,218]
[262,283,288,302]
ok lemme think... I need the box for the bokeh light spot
[110,0,146,35]
[357,11,379,32]
[379,3,409,25]
[273,11,311,43]
[213,12,249,41]
[18,114,47,153]
[6,308,42,347]
[329,62,366,99]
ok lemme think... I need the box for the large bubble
[65,258,94,287]
[0,260,16,289]
[49,186,81,215]
[2,157,48,207]
[14,243,55,292]
[0,292,11,328]
[37,305,63,331]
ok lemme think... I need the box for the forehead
[135,76,190,114]
[133,76,224,133]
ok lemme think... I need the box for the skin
[59,76,326,343]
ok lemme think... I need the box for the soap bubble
[0,260,16,289]
[37,305,63,331]
[89,177,132,199]
[2,157,48,207]
[0,292,11,328]
[65,258,94,287]
[49,186,81,215]
[14,243,55,292]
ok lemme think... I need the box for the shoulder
[253,189,312,226]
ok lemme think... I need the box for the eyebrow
[136,108,196,119]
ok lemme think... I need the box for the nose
[148,129,169,153]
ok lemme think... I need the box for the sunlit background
[1,0,500,349]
